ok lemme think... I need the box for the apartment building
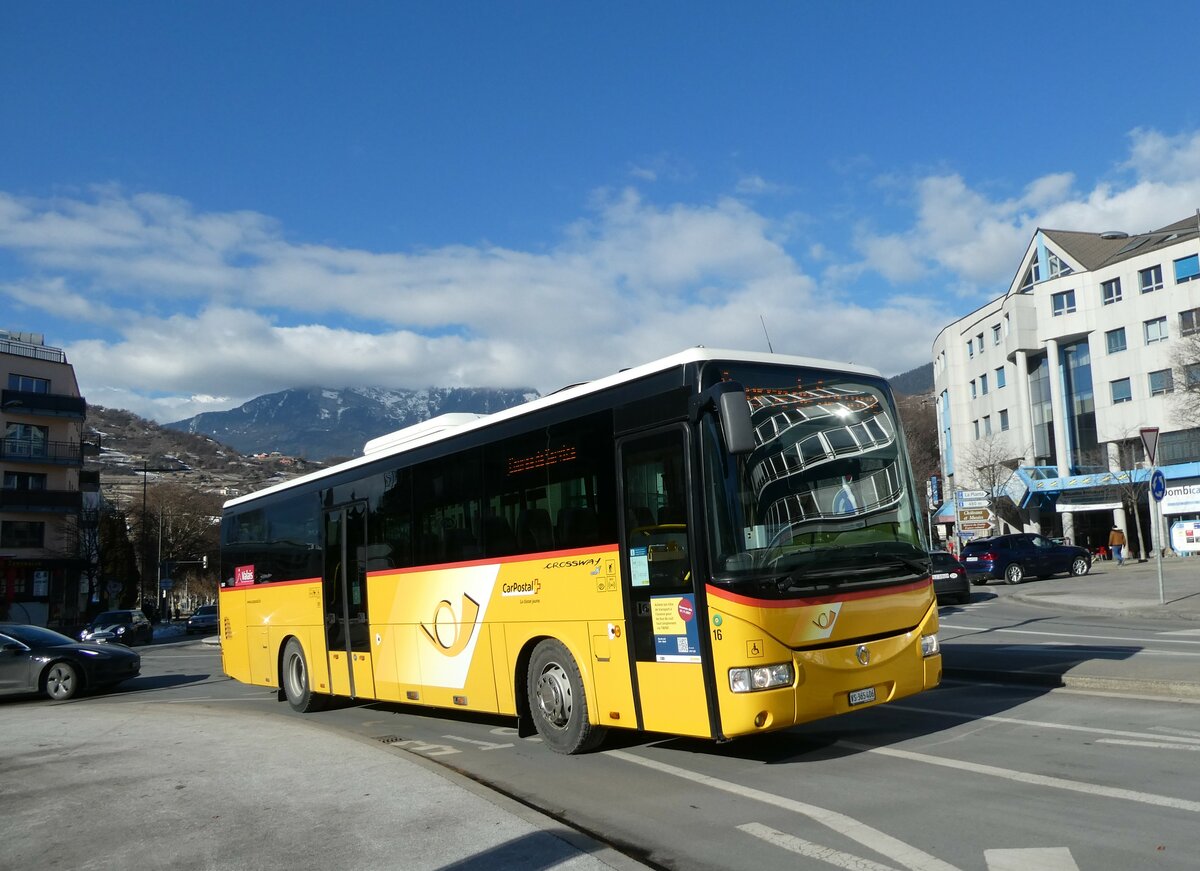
[1,330,95,626]
[932,213,1200,554]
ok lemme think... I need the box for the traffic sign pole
[1150,466,1166,605]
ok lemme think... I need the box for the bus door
[323,503,375,699]
[618,427,714,739]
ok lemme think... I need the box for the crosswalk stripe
[984,847,1079,871]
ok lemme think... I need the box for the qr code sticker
[677,637,690,653]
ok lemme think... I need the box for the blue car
[960,533,1091,585]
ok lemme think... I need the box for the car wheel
[526,639,606,755]
[1070,557,1090,576]
[1004,563,1025,584]
[282,638,328,713]
[43,661,80,701]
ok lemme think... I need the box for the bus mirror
[718,390,755,454]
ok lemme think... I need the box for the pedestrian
[1108,526,1127,566]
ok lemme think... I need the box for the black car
[79,609,154,645]
[960,533,1091,585]
[0,623,141,701]
[186,604,219,636]
[930,551,970,605]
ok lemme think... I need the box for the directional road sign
[956,489,988,501]
[958,499,989,509]
[958,508,993,522]
[959,520,994,531]
[1151,469,1166,502]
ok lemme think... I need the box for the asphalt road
[7,595,1200,871]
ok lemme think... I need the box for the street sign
[159,577,174,590]
[957,499,989,509]
[1140,427,1160,466]
[956,489,987,501]
[959,520,994,531]
[958,508,993,522]
[1151,469,1167,502]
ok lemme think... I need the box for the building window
[1101,277,1122,305]
[1106,327,1127,354]
[995,366,1006,388]
[1186,363,1200,388]
[999,409,1010,431]
[983,415,992,435]
[967,339,974,358]
[1140,264,1164,293]
[1144,317,1169,344]
[980,374,989,395]
[0,520,45,548]
[1175,254,1200,284]
[1051,289,1076,316]
[6,374,50,393]
[3,472,48,490]
[973,420,980,439]
[970,380,977,399]
[1182,308,1200,336]
[1149,369,1174,396]
[992,325,1001,345]
[4,423,49,457]
[1111,378,1132,404]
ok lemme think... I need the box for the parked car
[960,533,1091,585]
[930,551,971,605]
[186,604,219,636]
[0,623,141,700]
[78,609,154,645]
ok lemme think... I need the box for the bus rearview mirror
[718,390,755,454]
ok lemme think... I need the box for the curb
[944,667,1200,701]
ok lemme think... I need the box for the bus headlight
[921,633,940,657]
[729,663,794,693]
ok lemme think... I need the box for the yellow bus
[219,348,941,753]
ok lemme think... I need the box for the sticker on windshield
[630,546,650,587]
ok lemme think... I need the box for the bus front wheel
[282,638,328,713]
[527,639,606,754]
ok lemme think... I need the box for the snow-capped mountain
[166,385,539,460]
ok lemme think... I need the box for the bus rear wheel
[283,638,327,713]
[527,639,606,754]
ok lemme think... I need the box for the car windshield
[1,624,74,647]
[195,606,217,616]
[93,611,131,624]
[700,362,926,594]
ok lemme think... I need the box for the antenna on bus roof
[760,315,775,353]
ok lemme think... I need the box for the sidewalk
[944,552,1200,699]
[0,698,647,871]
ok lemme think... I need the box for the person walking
[1108,526,1127,566]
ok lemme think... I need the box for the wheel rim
[286,651,306,698]
[535,661,573,730]
[1073,558,1089,575]
[46,664,74,700]
[1006,564,1022,583]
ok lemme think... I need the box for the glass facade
[1060,340,1098,471]
[1027,354,1055,465]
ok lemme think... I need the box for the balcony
[0,488,83,513]
[0,438,84,466]
[1,389,86,420]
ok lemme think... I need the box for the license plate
[965,556,978,562]
[849,687,876,706]
[932,572,950,579]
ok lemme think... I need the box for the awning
[933,500,956,522]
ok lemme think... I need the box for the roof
[1042,213,1200,272]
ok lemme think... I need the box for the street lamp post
[139,460,179,619]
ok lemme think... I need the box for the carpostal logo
[543,557,604,570]
[502,579,542,598]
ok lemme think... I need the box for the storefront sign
[1170,520,1200,553]
[1161,481,1200,516]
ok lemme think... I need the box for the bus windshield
[700,363,926,593]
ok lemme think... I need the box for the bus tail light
[729,663,794,693]
[921,633,941,657]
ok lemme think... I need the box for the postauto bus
[219,348,941,753]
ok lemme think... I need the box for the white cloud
[4,128,1200,422]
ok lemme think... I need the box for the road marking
[984,848,1079,871]
[443,734,514,750]
[1097,739,1200,752]
[607,749,961,871]
[738,823,899,870]
[938,678,1200,705]
[992,643,1198,657]
[888,703,1200,744]
[939,622,1200,647]
[841,742,1200,813]
[1158,628,1200,636]
[1152,725,1200,739]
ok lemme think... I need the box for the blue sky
[3,2,1200,422]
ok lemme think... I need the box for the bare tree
[1170,327,1200,428]
[954,434,1027,534]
